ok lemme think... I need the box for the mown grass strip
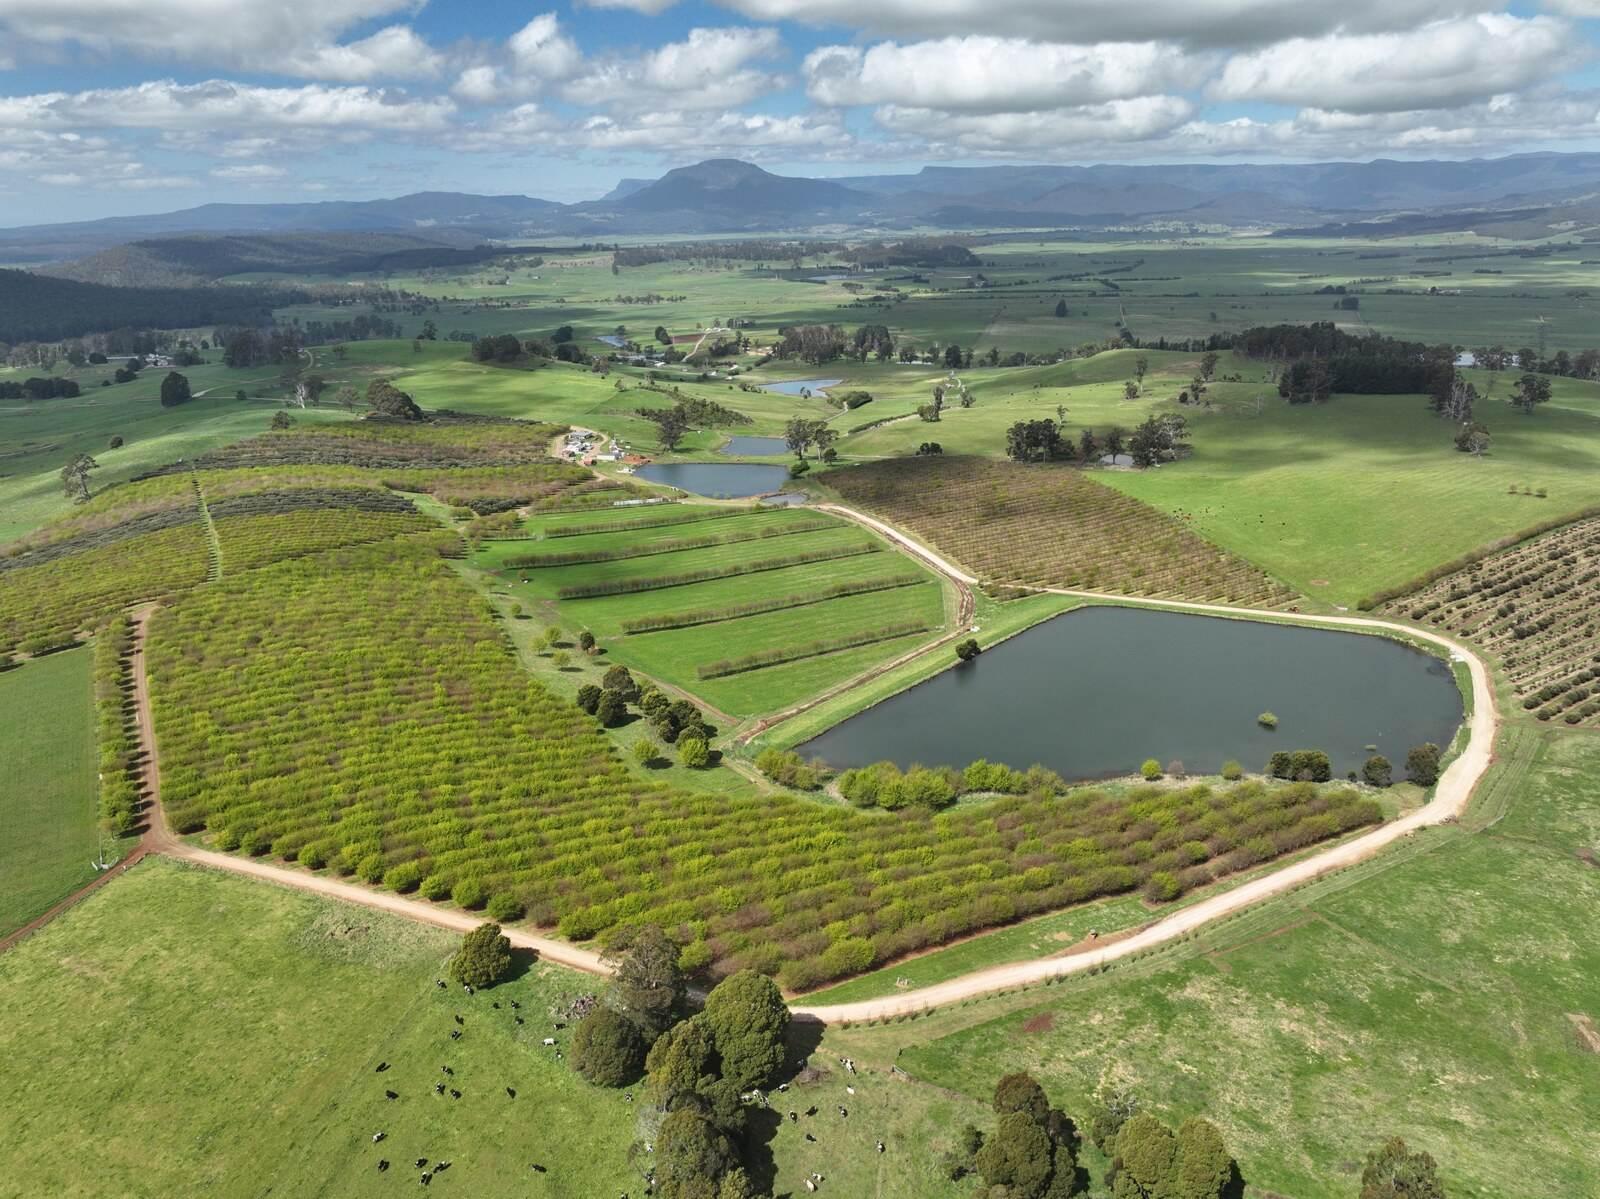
[542,505,758,538]
[623,574,928,634]
[506,517,838,568]
[556,543,881,599]
[697,620,933,679]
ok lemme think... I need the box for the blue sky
[1,0,1598,225]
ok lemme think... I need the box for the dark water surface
[633,462,790,498]
[802,606,1463,780]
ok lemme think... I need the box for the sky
[1,0,1599,225]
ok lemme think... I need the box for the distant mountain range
[8,153,1600,268]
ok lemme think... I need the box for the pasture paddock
[0,648,99,938]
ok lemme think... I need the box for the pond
[718,436,790,456]
[633,462,791,498]
[802,606,1464,781]
[596,334,628,348]
[761,378,842,396]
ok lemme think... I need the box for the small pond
[596,334,628,348]
[802,606,1463,780]
[761,378,842,397]
[718,435,790,456]
[633,462,791,498]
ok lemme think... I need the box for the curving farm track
[97,509,1498,1021]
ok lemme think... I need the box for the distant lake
[802,606,1463,781]
[761,378,842,396]
[719,436,790,456]
[596,334,627,348]
[633,462,790,498]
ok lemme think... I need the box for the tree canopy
[447,921,513,988]
[701,969,790,1091]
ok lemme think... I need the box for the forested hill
[0,270,306,343]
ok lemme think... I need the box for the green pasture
[0,647,99,938]
[0,857,988,1199]
[474,505,948,718]
[886,724,1600,1199]
[0,362,330,541]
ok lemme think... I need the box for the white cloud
[1543,1,1600,15]
[708,0,1478,47]
[582,0,680,12]
[210,162,289,179]
[574,108,846,156]
[562,26,783,111]
[874,95,1195,153]
[0,0,438,78]
[1212,14,1573,113]
[805,37,1195,113]
[508,13,583,80]
[452,65,506,105]
[287,25,443,82]
[0,80,455,133]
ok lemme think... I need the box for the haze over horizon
[3,0,1600,226]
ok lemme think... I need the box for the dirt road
[125,604,610,978]
[110,513,1496,1020]
[788,508,1498,1022]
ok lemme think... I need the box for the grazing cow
[530,1164,547,1173]
[434,1161,450,1173]
[450,1089,462,1100]
[845,1086,855,1096]
[378,1160,389,1172]
[435,1083,445,1095]
[515,1016,525,1025]
[454,1015,464,1026]
[838,1107,848,1119]
[877,1141,886,1153]
[435,980,446,990]
[506,1087,517,1099]
[372,1132,386,1143]
[510,1001,520,1010]
[419,1172,431,1186]
[376,1062,390,1073]
[778,1083,789,1092]
[805,1107,817,1118]
[804,1180,816,1192]
[542,1037,557,1047]
[441,1066,453,1075]
[463,984,474,995]
[805,1133,817,1144]
[788,1111,797,1123]
[450,1030,462,1041]
[385,1091,399,1101]
[492,1002,501,1009]
[415,1158,428,1169]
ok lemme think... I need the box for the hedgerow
[621,574,926,634]
[144,537,1381,991]
[556,542,882,599]
[697,620,932,679]
[827,456,1295,606]
[543,506,757,538]
[92,614,140,834]
[506,517,838,568]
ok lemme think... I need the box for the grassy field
[474,503,949,718]
[887,723,1600,1199]
[0,647,99,938]
[0,363,339,543]
[0,858,640,1197]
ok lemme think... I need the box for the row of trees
[1005,415,1190,467]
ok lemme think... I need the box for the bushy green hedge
[556,542,881,599]
[622,574,924,634]
[697,620,930,679]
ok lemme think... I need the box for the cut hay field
[476,503,948,717]
[0,647,98,938]
[890,724,1600,1199]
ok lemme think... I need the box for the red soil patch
[1022,1012,1055,1034]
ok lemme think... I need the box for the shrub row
[621,574,926,634]
[556,542,882,599]
[697,619,932,679]
[92,614,140,835]
[542,505,755,538]
[506,516,837,569]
